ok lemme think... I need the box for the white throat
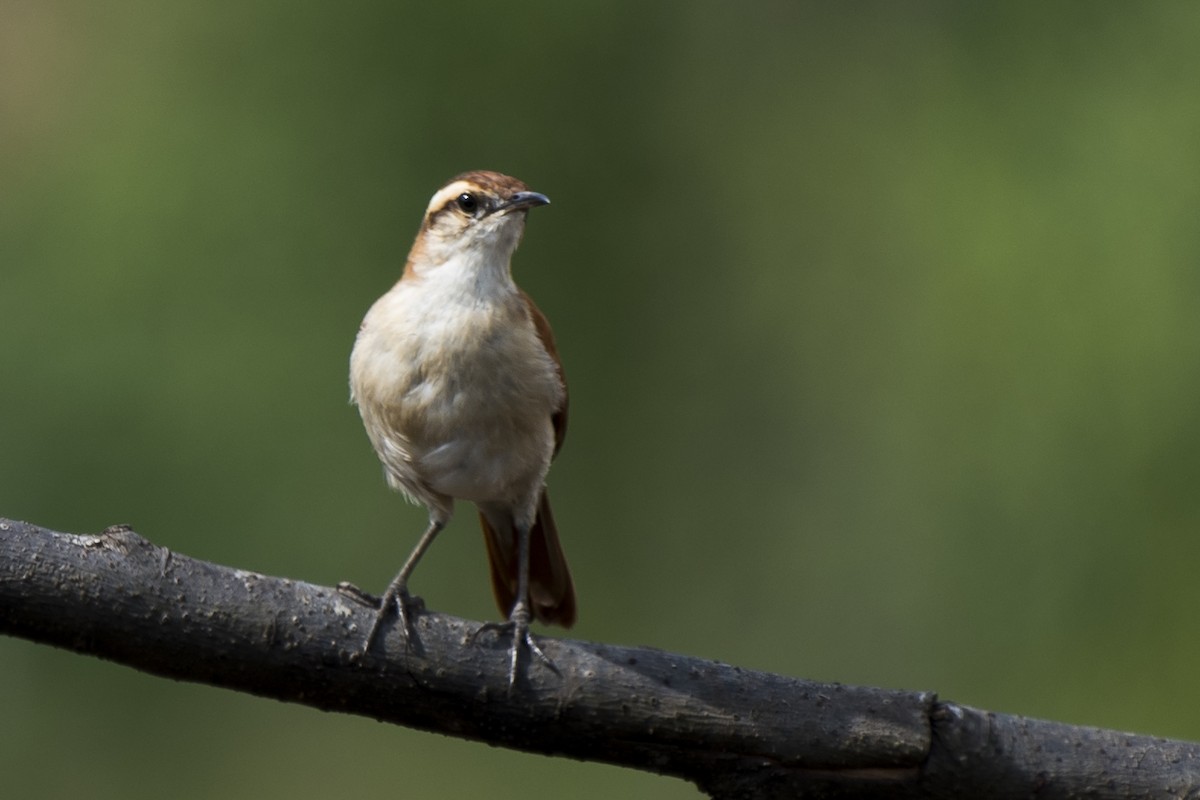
[413,220,524,302]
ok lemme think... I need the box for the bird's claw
[361,584,423,655]
[472,604,558,687]
[336,581,379,607]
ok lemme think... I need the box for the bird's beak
[498,191,551,213]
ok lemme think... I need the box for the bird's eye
[456,193,479,214]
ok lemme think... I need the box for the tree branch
[1,517,1196,798]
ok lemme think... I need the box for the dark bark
[1,517,1197,798]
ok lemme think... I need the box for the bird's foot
[472,602,558,687]
[359,581,423,655]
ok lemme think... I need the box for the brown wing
[520,289,567,456]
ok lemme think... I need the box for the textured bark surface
[2,517,1197,798]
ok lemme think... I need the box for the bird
[349,170,575,684]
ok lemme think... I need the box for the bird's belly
[351,289,562,506]
[417,434,545,503]
[401,381,551,501]
[393,349,557,504]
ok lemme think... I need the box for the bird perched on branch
[349,171,575,684]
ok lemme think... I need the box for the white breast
[350,253,562,513]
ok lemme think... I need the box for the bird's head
[406,171,550,278]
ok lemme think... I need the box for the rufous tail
[478,489,576,627]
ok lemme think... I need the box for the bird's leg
[362,518,444,655]
[473,520,557,687]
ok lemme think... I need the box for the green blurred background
[3,2,1200,797]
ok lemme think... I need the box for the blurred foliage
[3,2,1200,798]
